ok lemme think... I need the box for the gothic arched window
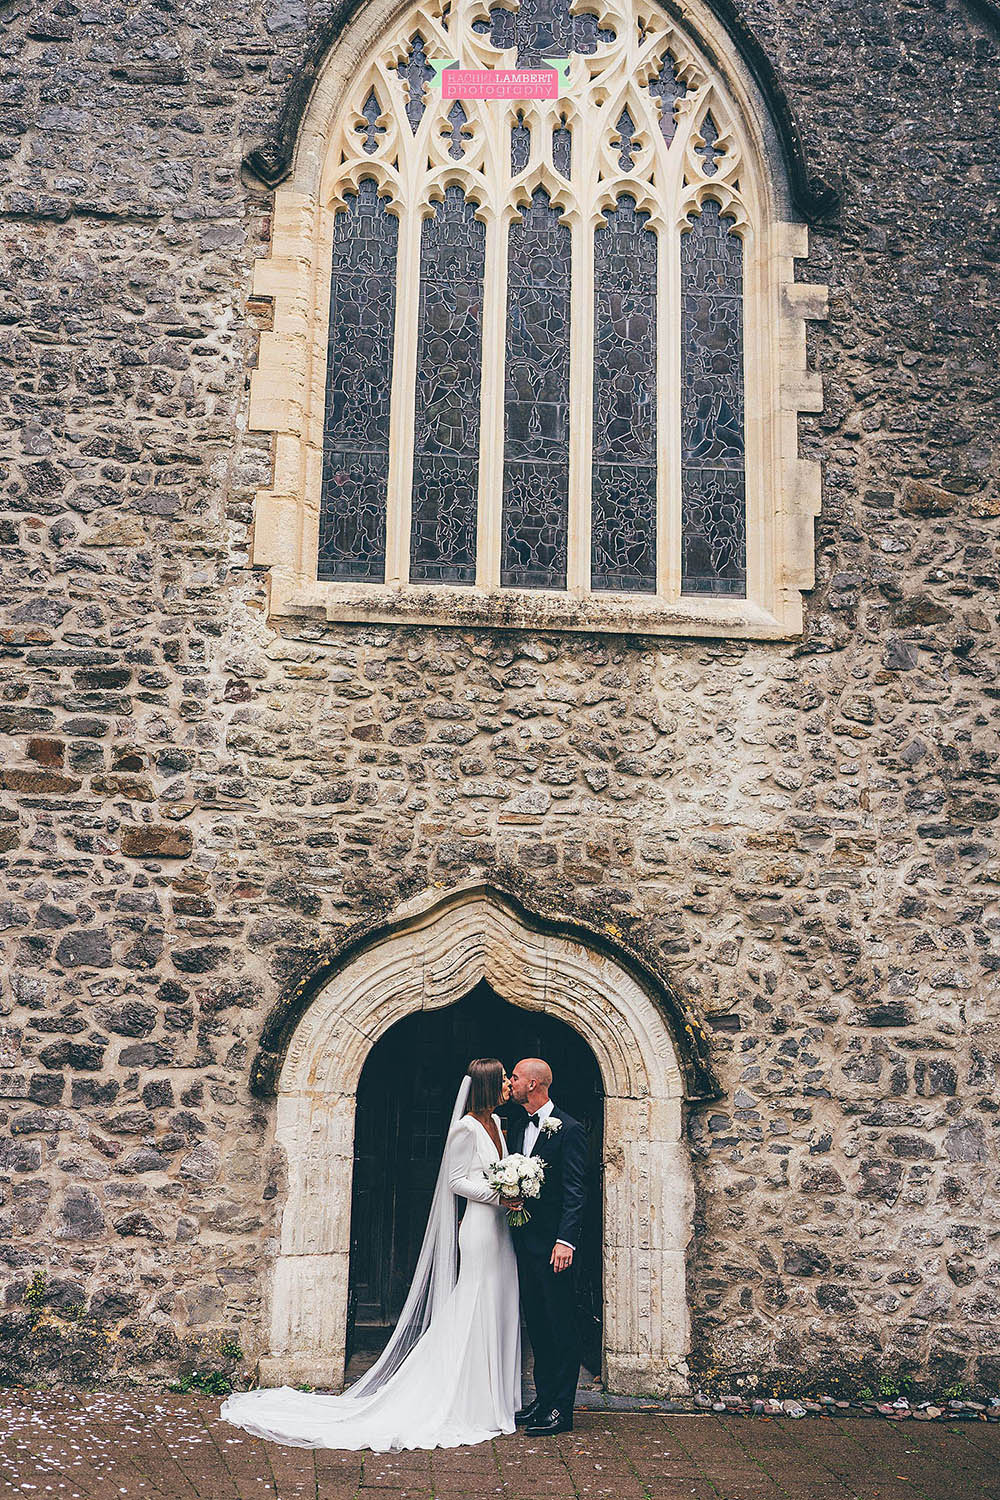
[249,0,828,637]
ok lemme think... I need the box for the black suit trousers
[514,1236,581,1416]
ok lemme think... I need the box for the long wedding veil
[344,1073,472,1399]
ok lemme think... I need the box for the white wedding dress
[220,1089,521,1451]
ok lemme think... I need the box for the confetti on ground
[0,1393,998,1500]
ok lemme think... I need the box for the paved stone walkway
[1,1394,998,1500]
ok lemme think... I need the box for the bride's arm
[447,1122,500,1204]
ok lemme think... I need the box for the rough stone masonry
[1,0,999,1396]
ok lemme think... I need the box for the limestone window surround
[248,0,828,638]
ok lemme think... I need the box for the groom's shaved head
[509,1058,552,1107]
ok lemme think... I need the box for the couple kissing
[221,1055,588,1452]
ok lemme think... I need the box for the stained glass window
[318,179,397,583]
[501,188,571,590]
[410,188,485,586]
[695,112,722,175]
[442,101,472,159]
[484,0,615,63]
[356,91,385,154]
[552,117,571,177]
[511,112,530,175]
[680,199,746,596]
[299,0,794,627]
[648,50,686,146]
[394,34,434,131]
[592,196,657,594]
[614,108,638,172]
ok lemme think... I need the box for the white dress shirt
[523,1097,555,1157]
[523,1099,573,1251]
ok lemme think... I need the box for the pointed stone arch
[257,884,705,1395]
[243,0,839,223]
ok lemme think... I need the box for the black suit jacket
[507,1103,588,1258]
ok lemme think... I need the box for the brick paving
[1,1394,997,1500]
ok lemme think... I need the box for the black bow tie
[528,1114,540,1128]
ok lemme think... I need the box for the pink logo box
[442,67,559,99]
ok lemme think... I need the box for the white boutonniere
[540,1117,562,1136]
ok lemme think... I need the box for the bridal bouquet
[487,1153,545,1227]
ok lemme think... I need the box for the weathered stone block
[857,1160,905,1201]
[113,1212,166,1240]
[89,518,148,547]
[26,737,64,767]
[88,1288,140,1321]
[71,1078,120,1106]
[12,1182,50,1234]
[53,930,113,970]
[783,1245,831,1277]
[56,1186,105,1240]
[0,1140,42,1173]
[118,1042,174,1068]
[0,770,82,795]
[179,1141,222,1184]
[105,1001,158,1038]
[179,1282,227,1325]
[900,479,957,516]
[91,774,156,801]
[120,826,194,858]
[26,1073,64,1106]
[119,1149,171,1174]
[172,945,227,973]
[72,668,132,690]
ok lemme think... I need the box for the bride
[220,1058,521,1451]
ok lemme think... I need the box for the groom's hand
[551,1242,574,1273]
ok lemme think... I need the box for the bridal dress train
[220,1084,521,1451]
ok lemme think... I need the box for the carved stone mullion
[385,197,423,584]
[659,212,680,601]
[742,217,771,613]
[476,194,508,591]
[657,92,687,602]
[572,82,611,599]
[460,103,507,593]
[567,209,594,597]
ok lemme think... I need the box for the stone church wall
[1,0,999,1393]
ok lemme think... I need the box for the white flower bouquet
[487,1152,545,1227]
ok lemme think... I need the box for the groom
[507,1058,588,1436]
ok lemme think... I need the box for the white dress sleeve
[448,1120,500,1204]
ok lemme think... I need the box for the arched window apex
[243,0,839,224]
[249,0,829,639]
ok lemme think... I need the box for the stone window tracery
[249,0,828,637]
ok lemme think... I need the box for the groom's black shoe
[525,1407,573,1436]
[514,1398,544,1427]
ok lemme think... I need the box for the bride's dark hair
[466,1058,504,1115]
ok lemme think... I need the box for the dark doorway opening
[347,982,604,1377]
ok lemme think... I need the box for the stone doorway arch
[255,885,708,1396]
